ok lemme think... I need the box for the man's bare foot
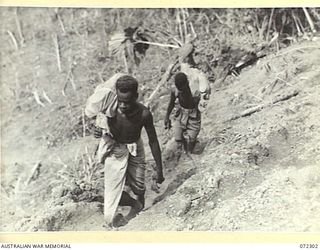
[103,213,128,228]
[102,222,113,229]
[113,213,128,227]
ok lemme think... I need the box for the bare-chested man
[165,72,202,154]
[94,75,164,226]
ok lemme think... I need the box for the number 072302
[300,244,319,248]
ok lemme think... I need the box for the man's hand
[93,126,103,138]
[144,111,165,193]
[151,171,165,193]
[164,117,172,130]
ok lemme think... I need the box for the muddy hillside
[1,8,320,231]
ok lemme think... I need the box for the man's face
[116,90,137,114]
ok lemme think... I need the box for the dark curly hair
[115,75,138,93]
[174,72,189,90]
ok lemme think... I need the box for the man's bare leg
[188,139,197,154]
[137,193,145,209]
[176,139,185,156]
[125,193,144,221]
[108,191,142,227]
[119,191,137,207]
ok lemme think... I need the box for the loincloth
[103,138,146,223]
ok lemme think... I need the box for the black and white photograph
[1,7,320,232]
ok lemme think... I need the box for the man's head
[115,75,139,114]
[174,72,189,92]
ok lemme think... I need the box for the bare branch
[189,22,197,39]
[145,62,178,108]
[176,9,184,43]
[33,90,45,107]
[227,90,299,122]
[169,36,183,47]
[213,12,232,29]
[123,50,129,74]
[54,8,66,35]
[296,14,306,33]
[202,13,211,33]
[259,16,269,40]
[26,162,42,185]
[52,33,62,72]
[268,32,279,46]
[276,76,294,87]
[6,30,19,50]
[182,8,188,40]
[133,40,180,49]
[82,108,86,138]
[292,11,303,36]
[303,7,316,33]
[62,70,71,96]
[42,90,53,104]
[266,8,275,41]
[70,71,76,91]
[14,8,25,45]
[99,9,107,56]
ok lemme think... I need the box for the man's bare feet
[103,213,127,228]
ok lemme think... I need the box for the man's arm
[165,90,176,129]
[144,111,164,186]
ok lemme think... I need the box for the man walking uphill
[93,75,164,227]
[164,41,211,156]
[165,72,203,154]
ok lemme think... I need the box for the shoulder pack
[180,63,211,112]
[84,73,125,119]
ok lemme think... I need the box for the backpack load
[85,73,125,119]
[85,73,125,163]
[180,63,211,112]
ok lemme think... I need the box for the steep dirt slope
[119,41,320,231]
